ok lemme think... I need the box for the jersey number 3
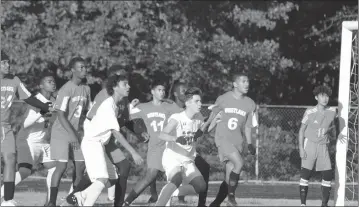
[228,117,238,130]
[74,105,83,118]
[150,120,164,132]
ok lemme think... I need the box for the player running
[1,51,54,206]
[47,57,91,206]
[155,87,207,206]
[74,74,143,206]
[0,72,57,205]
[298,85,337,207]
[123,79,181,206]
[208,72,257,206]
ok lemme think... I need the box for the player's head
[151,79,167,101]
[232,72,249,94]
[184,87,202,113]
[107,64,128,77]
[173,81,188,102]
[69,57,87,79]
[39,72,56,93]
[1,50,10,75]
[313,85,332,106]
[106,74,130,97]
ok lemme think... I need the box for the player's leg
[47,138,70,206]
[72,143,86,192]
[41,143,57,205]
[194,154,210,207]
[107,164,118,202]
[317,144,332,207]
[299,139,316,206]
[148,178,158,203]
[155,167,183,206]
[1,127,17,205]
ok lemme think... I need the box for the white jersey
[16,93,52,143]
[83,96,119,144]
[166,111,204,160]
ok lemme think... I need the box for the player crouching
[155,87,207,206]
[76,75,143,206]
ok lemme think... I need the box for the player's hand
[248,144,256,155]
[193,129,204,142]
[131,99,140,107]
[299,147,307,159]
[176,136,187,145]
[141,132,150,143]
[131,153,143,165]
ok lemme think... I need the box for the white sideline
[27,175,357,186]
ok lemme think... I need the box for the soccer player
[76,74,143,206]
[123,79,181,206]
[171,81,211,207]
[155,87,207,206]
[0,72,57,205]
[1,50,54,206]
[47,57,91,206]
[298,85,337,207]
[208,72,257,206]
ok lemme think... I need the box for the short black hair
[1,50,9,61]
[38,71,55,85]
[68,57,85,70]
[151,79,167,90]
[313,85,332,97]
[184,87,202,102]
[106,74,128,96]
[107,64,128,77]
[173,80,186,93]
[231,72,249,82]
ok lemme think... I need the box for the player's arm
[158,119,178,142]
[111,129,143,165]
[245,105,258,155]
[57,111,79,142]
[299,110,309,158]
[23,108,43,129]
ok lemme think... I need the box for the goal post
[335,21,358,206]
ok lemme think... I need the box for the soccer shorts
[1,125,15,154]
[301,138,331,171]
[82,139,117,182]
[50,133,84,161]
[217,139,243,163]
[147,145,165,172]
[162,148,201,184]
[17,140,53,169]
[105,136,126,164]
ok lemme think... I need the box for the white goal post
[335,21,358,207]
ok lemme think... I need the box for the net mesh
[345,30,359,202]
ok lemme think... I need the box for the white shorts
[82,139,117,182]
[17,140,53,169]
[162,148,201,184]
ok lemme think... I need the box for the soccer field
[9,177,358,206]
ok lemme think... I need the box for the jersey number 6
[228,117,238,130]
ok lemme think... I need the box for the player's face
[186,95,202,113]
[40,76,56,93]
[316,93,329,106]
[233,76,249,94]
[115,80,130,97]
[0,60,10,75]
[175,85,188,102]
[152,85,165,101]
[72,61,87,79]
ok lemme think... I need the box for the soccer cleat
[300,204,306,206]
[227,195,238,206]
[1,200,17,206]
[73,192,85,206]
[147,195,158,203]
[123,201,130,207]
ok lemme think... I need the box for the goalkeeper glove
[193,129,204,142]
[176,136,187,145]
[40,102,53,116]
[248,144,256,155]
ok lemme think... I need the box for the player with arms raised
[209,72,257,206]
[155,87,207,206]
[75,74,143,206]
[298,85,337,207]
[47,57,91,206]
[1,51,54,206]
[124,79,181,206]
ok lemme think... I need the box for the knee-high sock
[172,185,197,197]
[155,183,178,206]
[1,172,22,199]
[46,168,56,203]
[107,184,116,200]
[83,180,106,206]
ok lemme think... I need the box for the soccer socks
[228,171,239,198]
[3,182,15,201]
[209,181,228,207]
[321,180,331,206]
[149,179,158,197]
[46,168,56,203]
[49,187,59,205]
[107,184,116,201]
[299,178,309,205]
[83,180,106,206]
[155,183,178,206]
[173,185,197,196]
[1,173,21,199]
[124,190,138,205]
[114,175,128,206]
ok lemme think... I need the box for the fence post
[255,105,259,181]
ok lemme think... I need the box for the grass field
[8,177,358,206]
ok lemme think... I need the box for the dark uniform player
[47,57,91,206]
[1,51,53,206]
[298,85,337,207]
[209,72,257,206]
[124,80,181,206]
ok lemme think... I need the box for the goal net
[335,21,358,206]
